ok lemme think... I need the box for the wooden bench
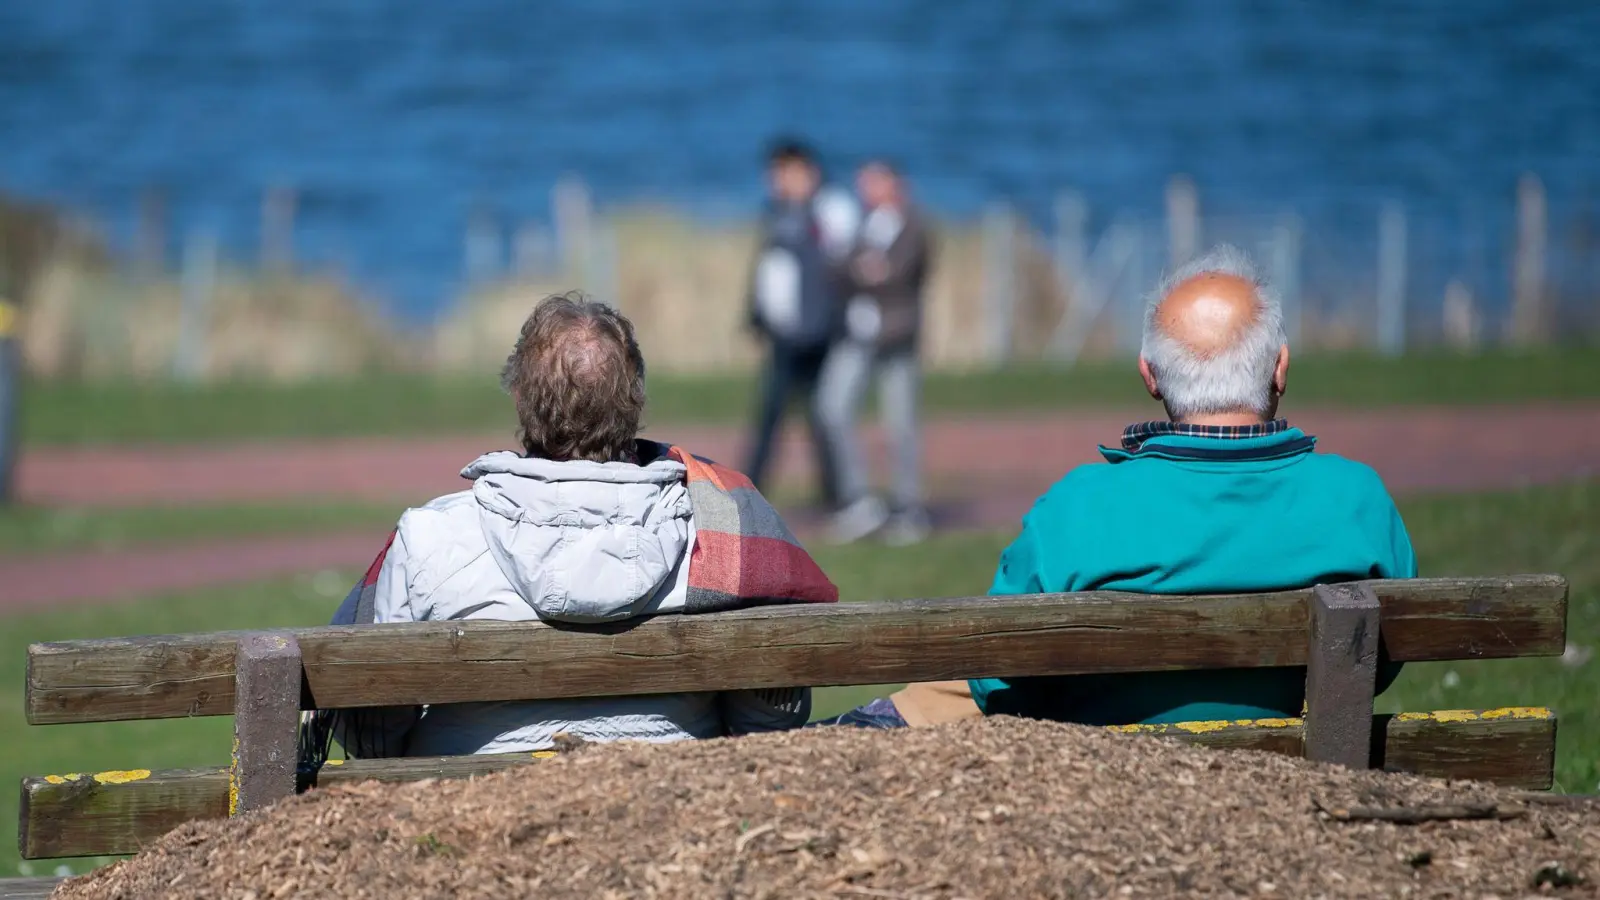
[17,575,1569,863]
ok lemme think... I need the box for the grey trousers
[815,339,922,510]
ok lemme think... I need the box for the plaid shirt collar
[1120,418,1290,452]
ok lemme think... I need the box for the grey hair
[1139,244,1286,419]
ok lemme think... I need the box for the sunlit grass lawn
[0,503,403,556]
[24,348,1600,446]
[4,481,1596,876]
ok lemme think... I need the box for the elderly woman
[319,292,836,758]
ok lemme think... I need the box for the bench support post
[1304,583,1381,769]
[231,633,302,814]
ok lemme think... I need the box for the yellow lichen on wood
[92,770,151,784]
[1394,707,1551,724]
[228,735,241,817]
[1105,717,1303,736]
[41,769,151,785]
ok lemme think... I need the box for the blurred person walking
[743,138,860,508]
[816,160,934,544]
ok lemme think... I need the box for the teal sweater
[970,427,1417,725]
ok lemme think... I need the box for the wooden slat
[0,877,67,899]
[26,576,1566,726]
[1379,708,1558,790]
[19,766,229,860]
[18,709,1557,860]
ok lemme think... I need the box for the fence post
[1442,279,1479,350]
[135,187,167,281]
[980,202,1016,365]
[1051,191,1088,357]
[1117,222,1147,356]
[1053,190,1088,287]
[514,222,553,280]
[0,294,18,507]
[1376,202,1407,356]
[230,634,303,814]
[1304,583,1381,769]
[172,229,217,382]
[261,186,297,273]
[1165,175,1200,268]
[553,177,594,288]
[1510,173,1549,345]
[1269,215,1303,347]
[590,215,619,308]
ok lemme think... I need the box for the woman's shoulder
[393,490,486,569]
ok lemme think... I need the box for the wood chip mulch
[55,717,1598,898]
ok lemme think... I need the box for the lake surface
[2,0,1597,318]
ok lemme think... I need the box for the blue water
[3,1,1597,319]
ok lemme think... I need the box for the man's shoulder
[1028,463,1122,516]
[1300,450,1393,495]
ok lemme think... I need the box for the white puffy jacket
[337,451,810,757]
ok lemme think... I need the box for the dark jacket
[747,187,858,351]
[845,203,933,352]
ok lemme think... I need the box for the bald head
[1139,246,1288,422]
[1155,272,1263,359]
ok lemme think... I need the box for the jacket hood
[463,451,692,623]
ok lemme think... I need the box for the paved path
[5,403,1598,610]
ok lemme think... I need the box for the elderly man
[309,293,837,760]
[822,245,1416,729]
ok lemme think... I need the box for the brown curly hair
[500,291,647,463]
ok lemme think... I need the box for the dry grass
[12,205,1095,381]
[19,263,411,381]
[437,209,1083,376]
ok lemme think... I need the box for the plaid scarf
[1120,418,1289,452]
[659,443,839,610]
[330,442,838,627]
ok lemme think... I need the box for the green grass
[1375,482,1600,794]
[22,348,1600,446]
[3,482,1597,875]
[0,503,403,556]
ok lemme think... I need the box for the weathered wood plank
[19,766,229,860]
[1303,584,1381,769]
[1379,708,1558,790]
[27,576,1567,725]
[1367,576,1567,661]
[0,877,67,899]
[230,634,302,814]
[19,710,1557,860]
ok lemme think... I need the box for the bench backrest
[18,575,1568,860]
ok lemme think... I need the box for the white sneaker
[828,496,890,544]
[882,508,932,546]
